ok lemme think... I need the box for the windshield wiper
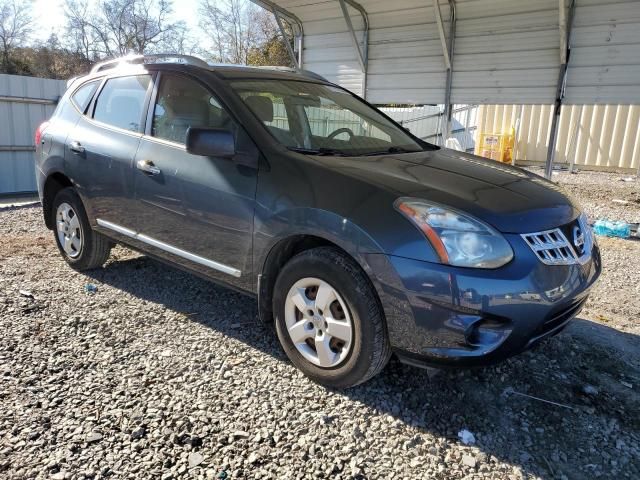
[288,147,350,157]
[361,146,420,156]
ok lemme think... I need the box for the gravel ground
[1,170,639,479]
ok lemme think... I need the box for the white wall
[476,103,640,171]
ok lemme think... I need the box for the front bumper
[365,233,602,368]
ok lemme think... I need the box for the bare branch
[62,0,185,60]
[0,0,33,72]
[198,0,280,65]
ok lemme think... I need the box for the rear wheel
[51,187,112,270]
[273,247,391,388]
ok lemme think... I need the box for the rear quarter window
[70,80,100,113]
[93,75,151,132]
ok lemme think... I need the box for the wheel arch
[257,232,386,326]
[42,172,74,229]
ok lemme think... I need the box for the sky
[32,0,203,43]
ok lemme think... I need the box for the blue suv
[35,54,601,387]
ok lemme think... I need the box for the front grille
[521,214,593,266]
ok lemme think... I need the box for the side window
[71,80,99,113]
[152,74,234,145]
[93,75,151,132]
[239,92,295,145]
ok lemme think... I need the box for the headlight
[394,198,514,268]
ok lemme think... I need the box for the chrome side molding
[96,218,242,278]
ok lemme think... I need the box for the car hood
[324,148,580,234]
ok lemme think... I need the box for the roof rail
[90,54,210,74]
[253,66,329,82]
[87,54,330,84]
[66,75,80,89]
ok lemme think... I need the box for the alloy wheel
[284,277,353,368]
[56,202,83,258]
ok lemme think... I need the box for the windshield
[231,80,429,156]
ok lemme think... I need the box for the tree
[246,35,290,67]
[26,34,92,78]
[63,0,187,59]
[64,0,98,61]
[198,0,291,66]
[0,0,33,73]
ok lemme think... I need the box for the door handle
[136,159,161,175]
[69,140,85,154]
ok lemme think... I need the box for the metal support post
[433,0,456,144]
[545,0,576,179]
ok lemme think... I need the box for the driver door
[133,72,259,289]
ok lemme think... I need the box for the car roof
[207,64,328,83]
[70,54,329,86]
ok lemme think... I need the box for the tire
[273,247,391,388]
[51,187,112,271]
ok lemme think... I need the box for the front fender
[253,205,404,331]
[254,205,385,277]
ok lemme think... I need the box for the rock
[519,452,532,463]
[458,429,476,445]
[189,452,204,468]
[583,385,599,395]
[231,431,250,440]
[320,415,334,425]
[131,427,147,440]
[1,193,639,480]
[85,432,103,443]
[462,455,477,468]
[188,435,203,448]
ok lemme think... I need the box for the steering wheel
[327,127,355,140]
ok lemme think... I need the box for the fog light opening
[465,319,511,349]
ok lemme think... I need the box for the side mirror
[186,127,235,158]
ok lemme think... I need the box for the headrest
[245,95,273,123]
[163,96,208,119]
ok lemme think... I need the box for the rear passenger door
[133,72,259,289]
[67,73,153,230]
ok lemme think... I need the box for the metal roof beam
[433,0,451,70]
[338,0,369,98]
[250,0,305,67]
[273,9,299,69]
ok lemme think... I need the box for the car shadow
[86,254,640,479]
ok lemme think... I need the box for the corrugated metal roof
[257,0,640,105]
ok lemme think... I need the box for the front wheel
[51,187,112,271]
[273,247,391,388]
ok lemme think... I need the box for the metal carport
[251,0,640,176]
